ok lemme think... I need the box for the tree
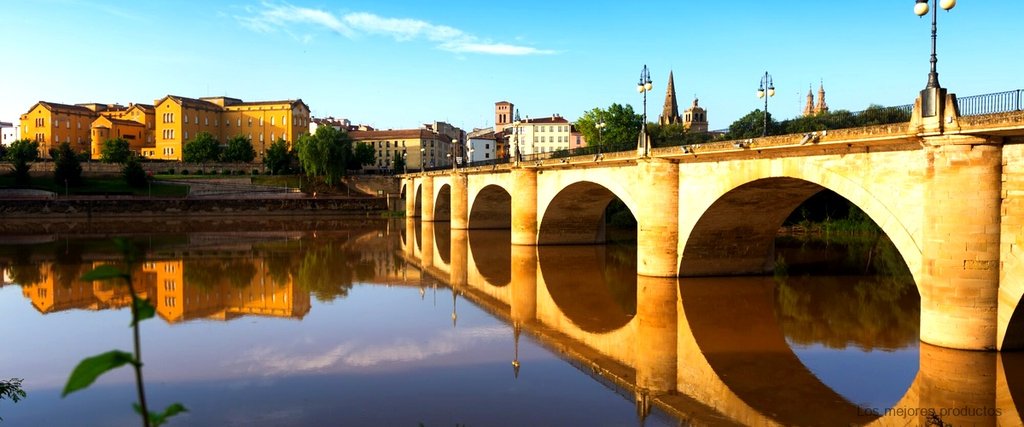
[574,103,643,153]
[725,110,779,140]
[99,138,132,164]
[263,138,294,175]
[0,144,8,160]
[123,158,149,188]
[391,152,406,174]
[222,135,256,163]
[5,139,40,186]
[53,142,83,187]
[353,142,376,170]
[295,126,353,185]
[182,131,221,163]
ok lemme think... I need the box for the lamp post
[451,138,459,170]
[756,71,775,137]
[636,65,653,155]
[420,147,426,173]
[915,0,956,117]
[512,120,522,165]
[596,121,606,154]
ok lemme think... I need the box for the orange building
[19,102,104,157]
[152,95,311,161]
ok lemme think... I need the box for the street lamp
[595,121,606,154]
[420,147,426,173]
[451,138,459,170]
[402,150,407,174]
[512,119,522,165]
[756,71,775,137]
[636,65,653,155]
[915,0,956,117]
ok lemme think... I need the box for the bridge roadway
[401,93,1024,351]
[399,223,1024,426]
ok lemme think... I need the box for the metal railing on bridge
[957,89,1023,116]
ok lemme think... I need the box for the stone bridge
[399,224,1024,426]
[401,94,1024,351]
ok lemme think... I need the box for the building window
[282,116,287,126]
[237,118,241,127]
[205,117,209,125]
[259,117,263,126]
[271,116,275,126]
[184,131,188,140]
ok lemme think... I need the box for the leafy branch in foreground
[1,378,27,421]
[63,239,186,426]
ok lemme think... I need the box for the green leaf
[62,350,135,397]
[134,402,188,426]
[133,298,156,325]
[80,265,127,282]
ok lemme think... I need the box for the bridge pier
[420,176,435,222]
[635,276,678,394]
[637,159,679,277]
[421,221,435,269]
[451,229,468,287]
[404,178,416,216]
[511,168,538,246]
[451,173,468,230]
[510,245,538,324]
[921,137,1002,350]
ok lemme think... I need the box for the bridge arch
[434,184,451,222]
[468,184,512,229]
[537,181,638,245]
[679,166,922,288]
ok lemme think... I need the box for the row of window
[528,125,569,133]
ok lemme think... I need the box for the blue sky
[1,0,1021,132]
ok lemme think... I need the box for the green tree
[5,139,40,186]
[53,142,83,187]
[222,135,256,163]
[100,138,132,164]
[855,105,911,126]
[353,142,376,170]
[0,143,7,160]
[295,126,353,185]
[263,139,294,175]
[182,132,221,163]
[392,151,406,174]
[725,109,779,139]
[575,103,643,153]
[123,158,149,188]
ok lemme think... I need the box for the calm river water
[0,219,1019,426]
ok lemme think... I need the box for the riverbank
[0,196,388,221]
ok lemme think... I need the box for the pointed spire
[659,71,681,125]
[815,80,829,114]
[803,85,815,117]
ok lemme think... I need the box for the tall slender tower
[803,86,815,117]
[659,71,682,125]
[815,81,829,114]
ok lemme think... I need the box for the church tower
[815,82,829,114]
[659,71,682,125]
[494,101,514,133]
[803,86,815,117]
[682,98,708,133]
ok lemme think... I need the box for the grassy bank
[0,175,188,197]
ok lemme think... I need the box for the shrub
[165,168,175,175]
[123,160,148,188]
[180,169,190,175]
[252,169,260,176]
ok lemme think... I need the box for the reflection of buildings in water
[18,259,310,323]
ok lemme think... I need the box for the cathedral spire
[659,71,681,125]
[815,80,829,114]
[803,85,815,117]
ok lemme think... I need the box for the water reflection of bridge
[401,219,1024,426]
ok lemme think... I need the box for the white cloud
[239,2,554,56]
[230,326,507,376]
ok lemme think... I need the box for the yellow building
[152,95,311,161]
[19,102,104,157]
[349,128,455,173]
[91,103,156,159]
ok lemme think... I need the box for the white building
[0,122,16,145]
[509,114,572,155]
[466,128,498,163]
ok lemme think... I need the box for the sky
[1,0,1022,132]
